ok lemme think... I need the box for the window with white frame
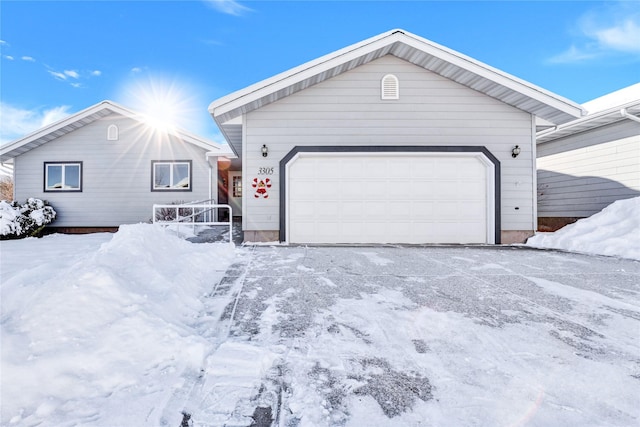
[44,162,82,192]
[152,160,192,191]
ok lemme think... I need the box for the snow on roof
[0,100,235,162]
[209,29,584,150]
[583,82,640,114]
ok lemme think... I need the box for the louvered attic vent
[381,74,399,100]
[107,124,119,141]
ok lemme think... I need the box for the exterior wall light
[261,144,268,157]
[511,145,521,158]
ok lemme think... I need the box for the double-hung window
[152,160,192,191]
[44,162,82,192]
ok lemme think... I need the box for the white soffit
[210,29,585,147]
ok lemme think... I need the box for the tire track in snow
[158,246,256,426]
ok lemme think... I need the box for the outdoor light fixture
[511,145,521,158]
[261,144,268,157]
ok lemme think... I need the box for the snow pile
[527,196,640,260]
[0,198,56,238]
[1,224,235,426]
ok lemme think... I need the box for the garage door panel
[315,181,340,197]
[288,153,492,244]
[411,164,435,179]
[289,179,310,196]
[341,181,364,198]
[364,202,387,219]
[290,201,317,217]
[459,160,486,177]
[341,201,365,218]
[411,201,435,217]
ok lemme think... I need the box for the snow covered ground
[1,223,639,427]
[1,225,236,426]
[527,197,640,261]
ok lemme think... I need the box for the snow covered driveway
[2,228,639,427]
[199,245,640,427]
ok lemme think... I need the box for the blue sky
[1,0,639,145]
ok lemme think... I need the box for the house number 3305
[258,167,274,175]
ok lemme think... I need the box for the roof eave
[1,100,226,161]
[209,29,584,129]
[537,100,640,144]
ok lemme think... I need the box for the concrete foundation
[243,230,279,243]
[500,230,535,244]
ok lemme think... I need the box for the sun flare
[120,74,200,132]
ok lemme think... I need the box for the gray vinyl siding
[14,114,213,227]
[242,55,535,232]
[537,120,640,217]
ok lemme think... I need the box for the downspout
[531,115,538,234]
[621,108,640,124]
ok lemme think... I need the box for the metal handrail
[152,201,233,244]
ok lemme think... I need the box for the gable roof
[537,98,640,144]
[209,29,585,149]
[1,100,235,162]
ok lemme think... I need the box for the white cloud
[204,0,251,16]
[21,56,35,62]
[131,67,143,73]
[0,103,72,145]
[550,2,640,63]
[548,45,599,64]
[64,70,80,79]
[4,55,14,61]
[47,68,99,87]
[593,18,640,53]
[0,40,7,46]
[47,70,67,80]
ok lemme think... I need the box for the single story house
[537,83,640,231]
[0,100,234,232]
[209,29,584,245]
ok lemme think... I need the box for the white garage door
[286,152,495,244]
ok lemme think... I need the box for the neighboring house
[209,29,583,244]
[0,100,234,231]
[537,83,640,231]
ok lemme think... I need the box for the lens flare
[120,74,202,133]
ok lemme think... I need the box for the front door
[228,171,243,217]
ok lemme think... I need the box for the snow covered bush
[0,198,56,239]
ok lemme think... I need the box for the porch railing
[152,199,233,243]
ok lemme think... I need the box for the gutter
[537,101,640,143]
[621,108,640,124]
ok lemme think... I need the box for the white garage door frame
[279,146,501,244]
